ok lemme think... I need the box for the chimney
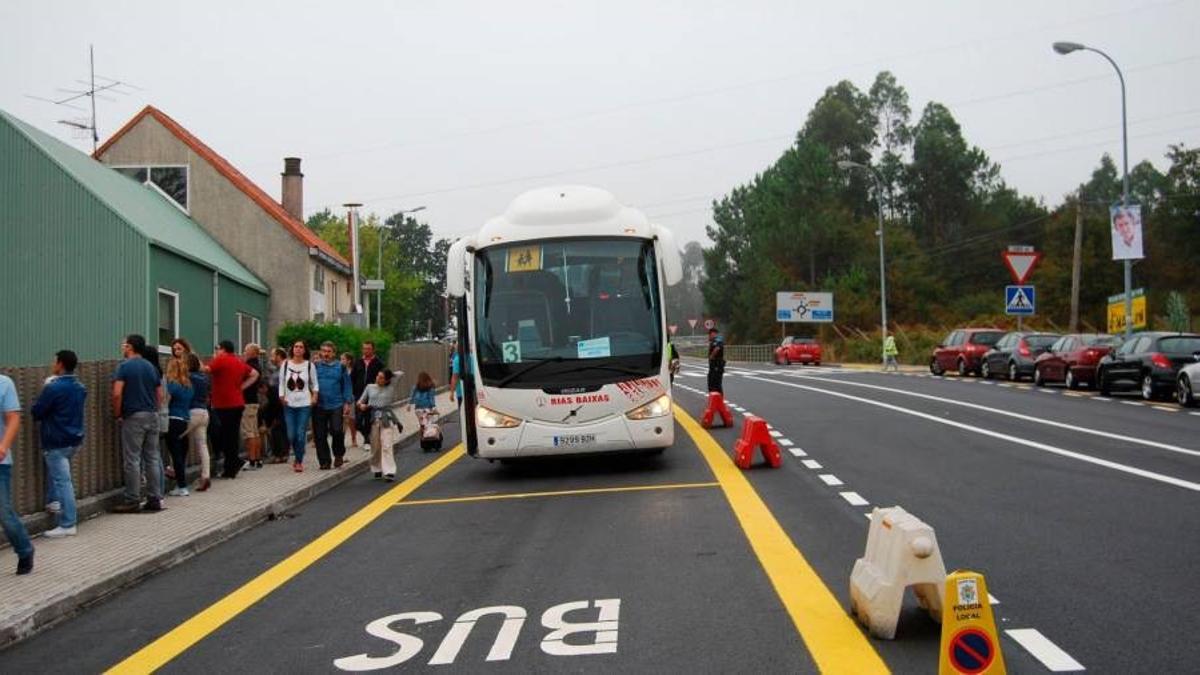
[281,157,303,221]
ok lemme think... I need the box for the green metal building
[0,109,269,367]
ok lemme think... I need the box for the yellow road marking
[393,482,718,507]
[106,446,466,675]
[674,408,889,674]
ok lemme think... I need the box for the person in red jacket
[209,340,258,479]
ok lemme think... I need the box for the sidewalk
[0,392,456,648]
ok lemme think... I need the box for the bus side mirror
[651,224,683,286]
[446,237,474,297]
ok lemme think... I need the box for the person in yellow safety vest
[883,334,899,372]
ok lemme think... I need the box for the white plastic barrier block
[849,506,946,639]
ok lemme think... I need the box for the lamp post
[1053,41,1133,338]
[377,206,426,331]
[838,160,888,367]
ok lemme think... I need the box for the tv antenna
[25,44,139,153]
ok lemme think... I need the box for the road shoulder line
[674,407,888,674]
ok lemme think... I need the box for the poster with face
[1110,204,1144,260]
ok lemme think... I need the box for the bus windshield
[473,238,663,388]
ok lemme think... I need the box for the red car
[775,336,822,365]
[930,328,1005,376]
[1033,333,1122,389]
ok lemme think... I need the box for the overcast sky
[3,0,1197,246]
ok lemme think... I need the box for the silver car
[1178,354,1200,407]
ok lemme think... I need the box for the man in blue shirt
[111,334,165,513]
[313,341,353,469]
[0,373,34,574]
[32,350,87,537]
[449,349,474,405]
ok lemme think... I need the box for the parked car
[1177,356,1200,407]
[1032,333,1122,389]
[775,336,822,366]
[981,332,1061,381]
[1097,332,1200,400]
[930,328,1005,376]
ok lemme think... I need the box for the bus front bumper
[473,414,674,459]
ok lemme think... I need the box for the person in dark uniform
[707,327,725,393]
[667,342,680,384]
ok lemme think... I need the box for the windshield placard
[506,245,542,272]
[502,340,522,363]
[576,337,612,359]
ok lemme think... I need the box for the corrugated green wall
[0,120,147,366]
[150,247,217,350]
[219,276,270,346]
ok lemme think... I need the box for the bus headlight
[476,405,522,428]
[626,394,672,420]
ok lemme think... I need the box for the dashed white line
[788,447,807,457]
[839,491,868,506]
[777,438,794,446]
[1152,405,1178,413]
[801,459,823,470]
[1121,401,1143,407]
[1005,629,1085,672]
[768,430,784,438]
[1038,389,1057,394]
[818,474,844,486]
[988,593,1000,605]
[1191,411,1200,417]
[1092,397,1112,402]
[998,383,1013,388]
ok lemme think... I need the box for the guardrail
[677,344,778,363]
[0,341,454,521]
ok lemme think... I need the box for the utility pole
[1069,189,1084,332]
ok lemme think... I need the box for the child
[358,369,398,481]
[340,352,360,448]
[409,371,441,452]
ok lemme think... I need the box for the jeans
[121,411,163,504]
[283,405,311,463]
[0,465,33,558]
[43,446,79,528]
[213,407,245,478]
[312,406,345,467]
[167,418,189,489]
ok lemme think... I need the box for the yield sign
[687,318,698,329]
[1001,250,1042,284]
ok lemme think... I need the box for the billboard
[776,292,834,323]
[1110,204,1144,260]
[1107,288,1147,334]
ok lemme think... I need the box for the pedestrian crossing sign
[1004,285,1035,316]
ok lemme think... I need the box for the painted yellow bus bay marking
[393,481,718,507]
[106,446,466,675]
[674,407,890,674]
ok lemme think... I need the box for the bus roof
[476,185,654,247]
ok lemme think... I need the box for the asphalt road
[3,362,1197,673]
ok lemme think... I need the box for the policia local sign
[776,292,834,323]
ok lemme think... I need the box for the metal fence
[677,343,777,363]
[0,341,454,521]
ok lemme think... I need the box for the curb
[0,412,454,650]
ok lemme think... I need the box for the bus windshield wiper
[496,356,566,387]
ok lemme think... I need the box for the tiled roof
[96,105,350,270]
[1,108,269,294]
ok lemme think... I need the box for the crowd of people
[0,335,447,575]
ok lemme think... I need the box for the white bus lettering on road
[334,599,620,670]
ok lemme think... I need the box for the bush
[275,321,392,358]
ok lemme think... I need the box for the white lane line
[1191,411,1200,417]
[1038,389,1057,394]
[839,491,868,506]
[1005,629,1085,671]
[743,375,1200,492]
[1121,400,1143,407]
[818,474,844,486]
[1152,405,1178,413]
[777,438,794,446]
[1092,397,1112,402]
[780,373,1200,459]
[788,447,807,457]
[988,593,999,605]
[998,383,1013,388]
[769,430,784,438]
[801,459,823,470]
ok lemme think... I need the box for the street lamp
[837,160,888,368]
[1053,40,1133,338]
[377,205,427,330]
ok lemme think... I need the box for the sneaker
[45,501,62,514]
[142,499,164,512]
[373,472,382,479]
[168,487,190,497]
[293,462,304,473]
[16,552,33,575]
[384,474,395,482]
[43,526,77,538]
[112,501,141,514]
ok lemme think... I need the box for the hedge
[275,321,393,358]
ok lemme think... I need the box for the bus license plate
[553,434,597,447]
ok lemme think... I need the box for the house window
[237,312,261,351]
[331,280,339,315]
[114,164,189,211]
[157,289,179,351]
[313,312,326,323]
[313,265,325,293]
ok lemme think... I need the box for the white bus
[445,185,683,460]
